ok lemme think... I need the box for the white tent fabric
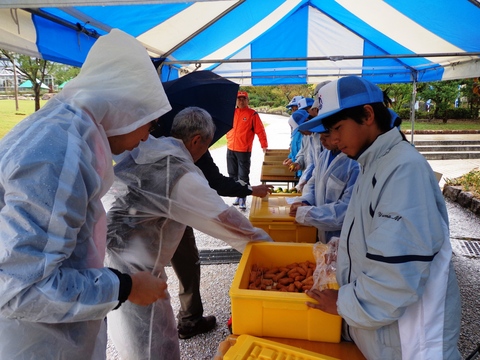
[0,0,479,86]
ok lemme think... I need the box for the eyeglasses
[149,120,159,134]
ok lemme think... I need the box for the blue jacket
[295,150,359,243]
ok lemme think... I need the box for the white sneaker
[238,198,246,210]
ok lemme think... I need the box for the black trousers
[226,149,251,185]
[170,226,203,326]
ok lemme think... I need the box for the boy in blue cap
[283,110,309,177]
[298,76,461,360]
[286,95,304,113]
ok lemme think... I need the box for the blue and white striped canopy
[1,0,479,85]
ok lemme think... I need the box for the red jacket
[226,107,268,152]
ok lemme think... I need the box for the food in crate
[248,261,315,292]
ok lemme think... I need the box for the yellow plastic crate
[229,242,342,343]
[223,334,339,360]
[249,195,317,243]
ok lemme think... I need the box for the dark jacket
[195,151,252,197]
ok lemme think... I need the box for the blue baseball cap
[298,76,384,133]
[389,108,401,130]
[287,109,309,135]
[286,95,304,109]
[297,97,314,110]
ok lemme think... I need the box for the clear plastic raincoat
[104,136,272,360]
[0,29,171,359]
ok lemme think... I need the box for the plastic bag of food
[311,237,339,291]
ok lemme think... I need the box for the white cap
[286,95,304,109]
[311,81,331,109]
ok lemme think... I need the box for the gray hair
[170,107,216,144]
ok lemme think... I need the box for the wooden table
[214,334,366,360]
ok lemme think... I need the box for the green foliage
[379,83,412,112]
[417,80,461,120]
[1,49,54,110]
[445,169,480,199]
[380,80,480,121]
[445,108,474,119]
[50,63,80,86]
[239,84,314,108]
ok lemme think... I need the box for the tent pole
[410,76,417,145]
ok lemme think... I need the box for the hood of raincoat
[56,28,171,137]
[130,135,195,166]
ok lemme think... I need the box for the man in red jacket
[226,91,268,210]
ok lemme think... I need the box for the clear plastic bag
[312,237,340,291]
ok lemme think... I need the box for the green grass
[401,119,480,132]
[0,100,243,150]
[0,99,48,138]
[445,169,480,199]
[210,136,226,150]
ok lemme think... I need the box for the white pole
[410,78,417,145]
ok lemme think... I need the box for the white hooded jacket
[0,29,171,359]
[336,128,461,360]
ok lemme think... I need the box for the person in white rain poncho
[104,107,272,360]
[0,29,171,359]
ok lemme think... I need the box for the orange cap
[237,91,248,98]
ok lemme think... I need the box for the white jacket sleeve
[295,170,357,231]
[171,172,273,252]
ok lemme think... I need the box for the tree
[459,78,480,120]
[50,63,80,87]
[378,83,413,113]
[417,80,461,122]
[240,84,314,109]
[277,84,313,104]
[0,50,54,111]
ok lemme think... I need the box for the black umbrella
[152,71,239,145]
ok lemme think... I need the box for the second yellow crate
[249,194,317,243]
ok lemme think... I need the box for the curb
[443,185,480,217]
